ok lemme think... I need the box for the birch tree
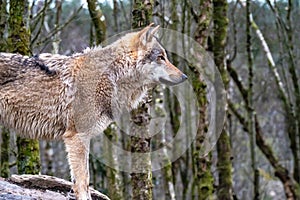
[228,1,300,198]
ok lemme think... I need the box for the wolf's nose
[182,74,188,80]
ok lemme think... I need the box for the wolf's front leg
[64,131,91,200]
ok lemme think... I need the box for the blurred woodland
[0,0,300,199]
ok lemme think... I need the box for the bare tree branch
[228,101,300,199]
[237,0,290,108]
[227,64,248,105]
[33,5,83,51]
[227,0,238,62]
[30,0,52,49]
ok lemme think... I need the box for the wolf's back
[0,53,60,86]
[0,53,70,139]
[0,53,24,86]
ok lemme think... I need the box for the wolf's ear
[137,23,154,38]
[137,23,160,46]
[147,25,160,42]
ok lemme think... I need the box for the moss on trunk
[8,0,30,54]
[8,0,41,175]
[16,138,41,174]
[190,71,214,200]
[0,0,7,51]
[87,0,106,45]
[213,0,233,199]
[0,0,10,178]
[130,104,153,200]
[0,127,10,177]
[132,0,153,28]
[190,0,214,198]
[130,1,154,200]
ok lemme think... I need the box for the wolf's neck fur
[77,45,150,122]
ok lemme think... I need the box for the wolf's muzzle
[159,73,188,86]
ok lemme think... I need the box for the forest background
[0,0,300,199]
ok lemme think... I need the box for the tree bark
[130,2,154,199]
[264,0,300,183]
[113,0,119,33]
[103,126,124,200]
[284,0,300,184]
[0,127,10,178]
[231,3,300,197]
[0,0,9,178]
[228,101,300,200]
[254,116,299,200]
[130,104,153,200]
[246,0,259,199]
[213,0,233,199]
[191,0,214,199]
[87,0,106,45]
[87,2,112,197]
[8,0,41,175]
[132,0,153,28]
[52,0,62,54]
[0,0,7,51]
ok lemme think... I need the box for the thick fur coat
[0,24,187,199]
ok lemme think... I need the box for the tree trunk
[285,0,300,184]
[0,127,10,177]
[103,126,124,200]
[87,2,113,197]
[194,0,212,50]
[87,0,106,45]
[52,0,62,54]
[130,104,153,200]
[8,0,41,175]
[154,87,176,200]
[0,0,7,51]
[213,0,233,199]
[236,4,300,197]
[254,115,300,200]
[228,101,300,200]
[246,1,259,199]
[265,0,300,184]
[132,0,153,28]
[131,2,153,199]
[191,0,214,199]
[113,0,119,33]
[0,0,9,178]
[166,1,178,199]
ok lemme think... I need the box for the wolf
[0,24,187,199]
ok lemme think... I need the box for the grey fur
[0,25,187,199]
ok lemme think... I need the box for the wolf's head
[116,24,187,86]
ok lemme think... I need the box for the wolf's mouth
[159,75,187,86]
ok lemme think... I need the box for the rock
[0,175,110,200]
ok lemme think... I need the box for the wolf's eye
[158,55,165,61]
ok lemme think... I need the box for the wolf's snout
[159,73,188,86]
[176,73,188,84]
